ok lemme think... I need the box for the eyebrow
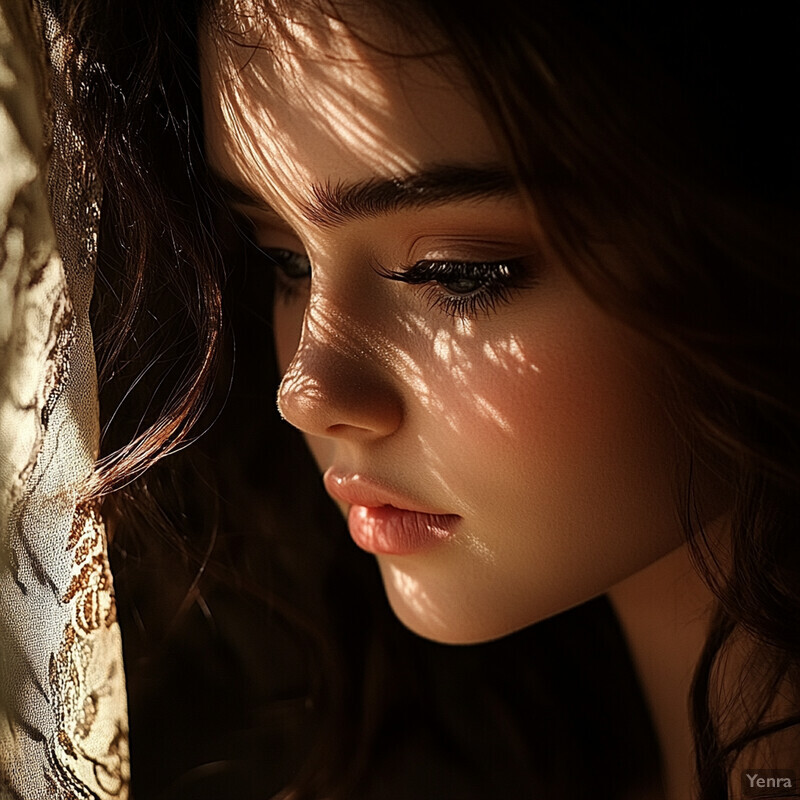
[212,163,518,228]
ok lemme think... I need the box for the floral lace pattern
[45,503,128,798]
[0,1,129,797]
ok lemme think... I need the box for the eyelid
[403,228,536,260]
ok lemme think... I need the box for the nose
[277,300,404,442]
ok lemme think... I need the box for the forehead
[200,0,501,217]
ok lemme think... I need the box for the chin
[379,561,539,646]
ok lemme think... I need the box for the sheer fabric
[0,0,129,796]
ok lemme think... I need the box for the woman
[200,0,800,798]
[30,1,641,798]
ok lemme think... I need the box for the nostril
[325,422,371,437]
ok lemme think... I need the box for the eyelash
[261,247,532,321]
[378,259,531,320]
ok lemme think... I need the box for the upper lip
[323,468,456,516]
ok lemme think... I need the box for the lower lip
[347,505,458,556]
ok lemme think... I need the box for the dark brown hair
[57,0,224,502]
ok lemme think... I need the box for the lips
[323,469,459,555]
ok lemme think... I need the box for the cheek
[418,313,684,564]
[416,316,651,466]
[384,321,685,642]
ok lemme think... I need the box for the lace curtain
[0,0,129,796]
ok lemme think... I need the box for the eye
[260,247,312,300]
[380,258,534,320]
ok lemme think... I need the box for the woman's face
[201,3,686,643]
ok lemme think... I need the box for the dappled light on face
[203,2,542,463]
[203,2,468,219]
[275,273,539,573]
[419,324,528,436]
[483,336,541,375]
[278,271,537,451]
[277,289,407,435]
[399,314,526,435]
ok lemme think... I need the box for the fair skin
[201,4,723,797]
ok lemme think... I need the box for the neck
[608,543,716,800]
